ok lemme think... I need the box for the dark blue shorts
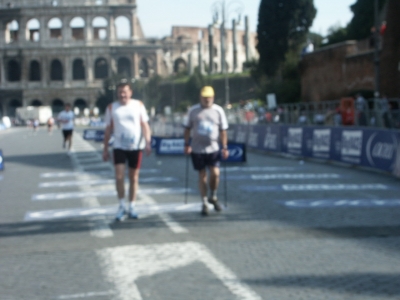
[191,152,221,171]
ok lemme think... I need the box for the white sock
[210,190,217,199]
[202,196,208,205]
[119,199,126,207]
[129,202,136,211]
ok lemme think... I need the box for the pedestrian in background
[103,81,152,222]
[183,86,229,216]
[57,103,74,153]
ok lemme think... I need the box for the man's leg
[115,164,125,200]
[198,169,209,215]
[128,168,140,203]
[208,166,222,211]
[67,132,73,150]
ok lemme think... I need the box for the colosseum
[0,0,257,117]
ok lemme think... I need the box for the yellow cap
[200,86,215,98]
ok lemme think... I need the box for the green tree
[347,0,387,40]
[143,75,163,109]
[257,0,316,77]
[184,69,211,104]
[323,25,348,46]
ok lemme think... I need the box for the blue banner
[156,138,185,155]
[223,142,247,163]
[83,129,105,141]
[0,149,4,171]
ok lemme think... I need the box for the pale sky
[136,0,356,38]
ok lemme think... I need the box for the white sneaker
[128,207,138,219]
[115,205,127,222]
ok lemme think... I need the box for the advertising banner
[155,137,246,162]
[281,126,304,156]
[83,129,105,141]
[0,149,3,171]
[261,125,281,153]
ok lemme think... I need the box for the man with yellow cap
[183,86,229,216]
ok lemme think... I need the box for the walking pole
[223,159,228,208]
[185,154,189,204]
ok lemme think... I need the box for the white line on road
[32,187,193,201]
[250,173,340,180]
[24,202,209,222]
[225,166,296,172]
[40,169,160,178]
[97,242,262,300]
[282,184,389,191]
[39,177,178,188]
[57,290,116,299]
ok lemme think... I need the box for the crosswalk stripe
[25,202,209,221]
[32,188,193,201]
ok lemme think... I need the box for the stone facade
[300,41,375,101]
[0,0,258,117]
[0,0,163,116]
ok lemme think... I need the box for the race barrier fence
[0,149,4,171]
[84,124,400,177]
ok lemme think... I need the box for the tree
[257,0,316,77]
[184,68,211,104]
[324,25,348,46]
[347,0,387,40]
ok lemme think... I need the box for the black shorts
[62,129,73,139]
[113,149,143,169]
[191,152,221,171]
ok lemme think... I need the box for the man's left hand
[221,148,229,160]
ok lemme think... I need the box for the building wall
[300,41,375,102]
[0,0,162,116]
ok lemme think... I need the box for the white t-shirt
[183,103,228,153]
[58,110,74,130]
[104,99,149,150]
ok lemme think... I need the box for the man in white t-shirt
[183,86,229,216]
[103,81,152,221]
[57,103,75,153]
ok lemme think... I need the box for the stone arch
[52,99,64,113]
[29,60,41,81]
[27,18,40,42]
[31,99,42,106]
[50,59,63,81]
[74,98,87,112]
[48,17,62,39]
[139,58,149,78]
[174,58,187,74]
[5,20,19,44]
[7,59,21,82]
[115,16,131,40]
[117,57,131,77]
[8,99,22,117]
[92,16,108,40]
[70,17,85,40]
[94,57,108,79]
[73,58,85,80]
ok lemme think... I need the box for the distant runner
[57,103,74,153]
[183,86,229,216]
[103,81,152,221]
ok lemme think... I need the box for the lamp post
[211,0,243,107]
[374,0,380,97]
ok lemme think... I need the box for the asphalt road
[0,126,399,300]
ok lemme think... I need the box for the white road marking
[57,290,115,299]
[225,166,296,172]
[139,194,189,234]
[40,169,160,178]
[69,135,113,238]
[39,177,178,188]
[284,199,400,208]
[97,242,262,300]
[250,173,340,180]
[282,183,389,191]
[25,202,209,222]
[32,188,193,201]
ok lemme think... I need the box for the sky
[136,0,356,38]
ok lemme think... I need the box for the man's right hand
[184,145,192,155]
[102,148,109,161]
